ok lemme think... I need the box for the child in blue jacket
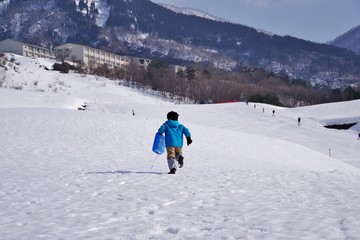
[157,111,192,174]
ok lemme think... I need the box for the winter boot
[178,155,184,168]
[168,168,176,174]
[167,157,178,170]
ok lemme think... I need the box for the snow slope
[159,3,227,22]
[1,54,360,239]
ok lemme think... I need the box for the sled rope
[150,154,160,170]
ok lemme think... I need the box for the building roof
[0,38,53,51]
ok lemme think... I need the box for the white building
[131,57,152,70]
[54,43,130,68]
[0,39,55,59]
[0,39,179,73]
[175,65,187,73]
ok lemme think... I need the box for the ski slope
[1,54,360,240]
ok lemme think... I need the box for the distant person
[272,110,275,117]
[132,109,135,116]
[298,117,301,126]
[157,111,192,174]
[254,104,256,109]
[262,108,265,113]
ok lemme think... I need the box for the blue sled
[152,133,166,154]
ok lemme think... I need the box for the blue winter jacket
[157,120,191,147]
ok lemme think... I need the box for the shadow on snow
[86,170,165,175]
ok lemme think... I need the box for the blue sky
[151,0,360,43]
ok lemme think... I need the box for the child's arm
[182,125,192,145]
[157,123,166,135]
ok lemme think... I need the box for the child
[157,111,192,174]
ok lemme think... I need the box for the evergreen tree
[78,0,88,13]
[185,67,196,81]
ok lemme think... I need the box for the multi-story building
[131,57,152,70]
[54,43,130,68]
[0,39,55,59]
[0,39,181,73]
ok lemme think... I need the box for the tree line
[54,60,360,107]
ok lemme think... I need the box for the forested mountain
[1,0,360,89]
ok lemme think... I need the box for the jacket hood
[166,120,179,128]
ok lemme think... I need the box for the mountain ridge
[158,3,228,23]
[330,25,360,56]
[1,0,360,89]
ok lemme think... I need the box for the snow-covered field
[1,54,360,240]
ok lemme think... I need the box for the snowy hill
[1,54,360,239]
